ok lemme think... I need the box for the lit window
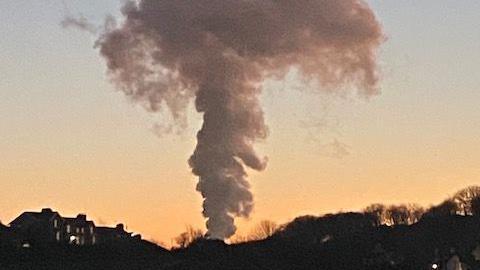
[54,219,58,228]
[90,226,94,234]
[76,228,80,233]
[66,225,71,233]
[56,231,61,241]
[81,228,84,233]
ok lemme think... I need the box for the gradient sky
[1,0,480,244]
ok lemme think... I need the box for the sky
[1,0,480,244]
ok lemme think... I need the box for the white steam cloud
[95,0,384,239]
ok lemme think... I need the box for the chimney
[77,214,87,222]
[116,224,124,232]
[41,208,52,213]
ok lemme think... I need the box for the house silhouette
[63,214,96,245]
[7,208,137,247]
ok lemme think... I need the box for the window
[81,227,84,233]
[76,228,80,233]
[90,226,94,234]
[56,231,61,241]
[54,219,58,228]
[69,235,76,244]
[66,225,71,233]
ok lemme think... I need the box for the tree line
[171,185,480,248]
[364,185,480,226]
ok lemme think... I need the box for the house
[7,209,139,247]
[63,214,96,245]
[9,208,63,246]
[95,224,132,245]
[9,209,96,246]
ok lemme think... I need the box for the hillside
[1,214,480,270]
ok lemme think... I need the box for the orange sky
[1,1,480,244]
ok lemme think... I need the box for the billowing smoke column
[96,0,384,239]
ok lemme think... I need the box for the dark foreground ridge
[2,186,480,269]
[1,215,480,269]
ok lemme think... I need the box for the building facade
[63,214,96,245]
[9,208,63,246]
[7,208,136,247]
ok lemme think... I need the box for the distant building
[63,214,96,245]
[6,208,138,247]
[9,208,63,246]
[95,224,132,245]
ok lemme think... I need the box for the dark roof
[95,227,116,234]
[9,209,97,229]
[63,214,95,227]
[96,225,131,236]
[9,208,60,226]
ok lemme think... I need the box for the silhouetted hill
[167,215,480,270]
[2,214,480,269]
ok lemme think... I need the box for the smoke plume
[61,15,98,34]
[96,0,384,239]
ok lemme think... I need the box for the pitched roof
[9,209,60,226]
[96,225,132,236]
[64,217,94,227]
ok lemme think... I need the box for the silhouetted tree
[385,204,424,225]
[452,186,480,215]
[276,215,319,243]
[231,220,278,243]
[424,199,459,217]
[364,204,387,226]
[249,220,278,240]
[386,205,410,225]
[471,196,480,216]
[278,212,376,245]
[407,204,425,223]
[174,226,204,249]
